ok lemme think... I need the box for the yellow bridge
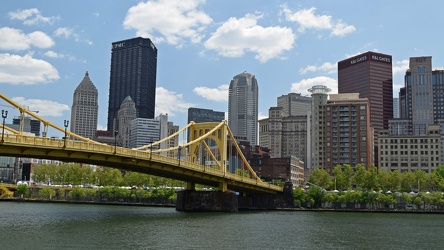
[0,93,282,196]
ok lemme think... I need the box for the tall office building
[399,56,444,135]
[228,72,258,146]
[338,51,393,167]
[70,71,98,139]
[107,37,157,132]
[277,93,311,117]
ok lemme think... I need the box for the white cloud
[11,97,69,117]
[0,53,59,85]
[282,5,355,37]
[290,76,338,96]
[193,84,228,102]
[393,59,409,75]
[258,111,267,120]
[123,0,212,46]
[300,61,336,74]
[155,87,195,116]
[204,14,296,62]
[0,27,54,51]
[53,27,93,45]
[54,27,73,38]
[8,8,58,26]
[44,51,64,58]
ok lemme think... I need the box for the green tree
[68,187,86,200]
[377,170,390,191]
[97,168,123,186]
[293,187,307,205]
[414,170,428,192]
[39,187,56,200]
[388,170,401,191]
[352,164,366,189]
[433,165,444,179]
[323,192,338,204]
[308,169,332,189]
[307,186,324,208]
[333,165,345,190]
[363,166,379,190]
[16,184,28,198]
[401,171,415,192]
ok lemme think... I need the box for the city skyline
[1,1,444,137]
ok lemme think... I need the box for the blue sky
[1,0,443,137]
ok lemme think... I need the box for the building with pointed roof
[115,95,137,148]
[70,71,98,139]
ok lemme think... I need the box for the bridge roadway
[0,134,282,195]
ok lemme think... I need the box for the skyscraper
[107,37,157,132]
[338,51,393,167]
[228,72,258,146]
[187,107,225,142]
[400,56,444,134]
[338,51,393,133]
[70,71,98,139]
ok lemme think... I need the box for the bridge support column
[176,190,238,212]
[218,181,227,192]
[185,182,195,190]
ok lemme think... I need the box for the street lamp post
[63,120,69,148]
[114,130,118,154]
[1,110,8,143]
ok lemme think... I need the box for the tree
[433,165,444,179]
[388,170,401,191]
[414,170,428,192]
[39,187,56,200]
[401,171,415,192]
[308,169,332,189]
[293,187,307,206]
[352,164,366,189]
[307,186,324,208]
[16,184,28,198]
[68,187,86,200]
[333,165,348,190]
[363,166,379,190]
[342,164,353,189]
[377,170,390,191]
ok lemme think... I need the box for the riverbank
[4,197,444,214]
[0,197,175,207]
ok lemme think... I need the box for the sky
[1,0,444,137]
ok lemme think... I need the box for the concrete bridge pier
[176,190,238,212]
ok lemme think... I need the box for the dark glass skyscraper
[187,107,225,142]
[107,37,157,132]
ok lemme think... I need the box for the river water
[1,202,443,249]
